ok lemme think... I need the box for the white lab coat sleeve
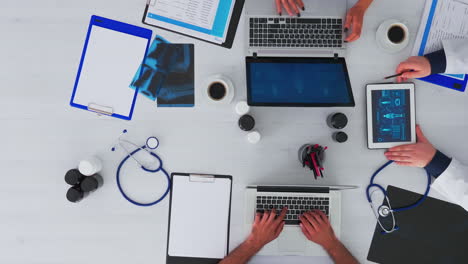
[442,39,468,74]
[431,159,468,211]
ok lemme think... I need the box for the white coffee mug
[376,20,410,53]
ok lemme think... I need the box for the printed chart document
[150,0,220,30]
[412,0,468,55]
[144,0,235,44]
[412,0,468,86]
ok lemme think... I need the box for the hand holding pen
[393,56,432,82]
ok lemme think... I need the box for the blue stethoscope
[112,130,171,207]
[366,160,431,234]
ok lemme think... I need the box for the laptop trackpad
[278,228,306,254]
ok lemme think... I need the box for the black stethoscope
[366,160,431,234]
[112,130,171,207]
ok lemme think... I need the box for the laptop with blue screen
[245,0,354,107]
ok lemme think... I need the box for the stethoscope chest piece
[378,205,391,218]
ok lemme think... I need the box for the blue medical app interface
[372,89,411,143]
[248,62,352,104]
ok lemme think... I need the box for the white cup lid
[247,131,261,144]
[235,101,250,115]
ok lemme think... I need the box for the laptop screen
[246,57,354,107]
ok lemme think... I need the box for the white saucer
[376,19,410,54]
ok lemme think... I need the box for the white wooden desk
[0,0,467,263]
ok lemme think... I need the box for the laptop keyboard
[249,17,343,48]
[256,195,330,225]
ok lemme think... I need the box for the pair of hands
[275,0,371,42]
[246,208,337,250]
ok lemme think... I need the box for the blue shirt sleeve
[424,49,447,74]
[424,150,452,178]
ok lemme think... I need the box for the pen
[384,70,414,80]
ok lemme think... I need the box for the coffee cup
[376,20,409,53]
[205,75,234,104]
[387,24,407,44]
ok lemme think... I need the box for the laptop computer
[245,0,347,58]
[244,0,354,107]
[244,184,356,256]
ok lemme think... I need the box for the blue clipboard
[416,0,467,92]
[70,16,152,120]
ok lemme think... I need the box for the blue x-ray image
[130,36,194,107]
[372,89,411,143]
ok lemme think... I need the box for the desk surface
[1,0,467,263]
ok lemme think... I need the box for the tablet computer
[366,83,416,149]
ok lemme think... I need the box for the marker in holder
[298,144,327,180]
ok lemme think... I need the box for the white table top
[1,0,467,263]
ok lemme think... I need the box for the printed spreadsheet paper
[72,26,148,116]
[145,0,235,44]
[412,0,468,80]
[150,0,220,30]
[168,176,231,259]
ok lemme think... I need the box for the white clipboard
[70,16,152,120]
[166,173,232,264]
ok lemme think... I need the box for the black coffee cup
[387,25,406,44]
[208,81,227,101]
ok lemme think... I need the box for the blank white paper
[73,26,148,117]
[168,175,231,259]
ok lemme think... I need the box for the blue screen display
[247,61,353,106]
[372,89,411,143]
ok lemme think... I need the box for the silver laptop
[245,0,348,58]
[244,185,355,256]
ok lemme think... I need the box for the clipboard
[367,185,468,263]
[142,0,245,49]
[70,16,152,120]
[413,0,468,92]
[166,173,233,264]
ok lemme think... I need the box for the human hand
[299,210,338,250]
[385,125,436,167]
[275,0,304,17]
[395,56,431,82]
[344,0,371,42]
[246,208,287,250]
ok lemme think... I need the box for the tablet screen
[371,89,411,143]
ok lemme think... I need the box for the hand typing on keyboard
[220,208,358,264]
[274,0,305,17]
[246,208,288,250]
[344,0,374,42]
[299,210,359,264]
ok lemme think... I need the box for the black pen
[384,70,414,80]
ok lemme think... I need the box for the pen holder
[298,144,327,179]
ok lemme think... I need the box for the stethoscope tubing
[366,160,432,233]
[116,145,171,207]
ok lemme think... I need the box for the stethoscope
[112,130,171,207]
[366,160,431,234]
